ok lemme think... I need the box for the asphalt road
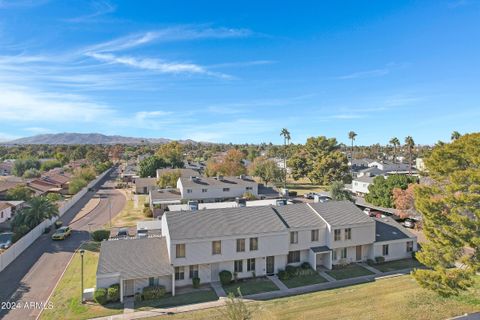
[0,169,126,320]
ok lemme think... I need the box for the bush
[143,207,153,218]
[134,292,142,302]
[277,269,289,280]
[285,265,298,277]
[91,229,110,242]
[367,259,375,266]
[142,285,166,300]
[219,270,233,285]
[301,262,311,270]
[288,191,297,197]
[375,256,385,264]
[94,288,108,305]
[108,284,120,302]
[192,277,200,288]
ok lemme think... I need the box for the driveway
[0,169,126,320]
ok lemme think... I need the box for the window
[344,228,352,240]
[287,250,300,263]
[247,258,255,272]
[334,229,341,241]
[341,248,347,259]
[246,186,253,191]
[148,277,158,286]
[212,240,222,255]
[187,189,192,193]
[249,237,258,251]
[311,229,319,242]
[175,266,185,280]
[223,188,230,192]
[406,241,413,252]
[383,244,389,256]
[234,260,243,273]
[236,239,245,252]
[189,265,199,279]
[332,250,337,260]
[202,188,208,193]
[176,244,185,258]
[290,231,298,244]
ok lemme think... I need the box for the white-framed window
[344,228,352,240]
[212,240,221,255]
[290,231,298,244]
[287,250,300,263]
[246,186,253,191]
[148,277,159,286]
[234,260,243,273]
[332,250,337,260]
[223,188,230,192]
[406,241,413,252]
[187,189,192,193]
[176,243,186,258]
[383,244,389,256]
[175,266,185,280]
[311,229,319,242]
[334,229,341,241]
[247,258,255,272]
[249,237,258,251]
[202,188,208,193]
[341,248,347,259]
[189,265,199,279]
[236,238,245,252]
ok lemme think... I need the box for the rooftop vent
[236,197,247,207]
[188,200,199,211]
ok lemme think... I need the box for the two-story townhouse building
[176,175,258,202]
[96,201,417,302]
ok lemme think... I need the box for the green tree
[11,197,59,231]
[249,157,283,186]
[330,181,353,201]
[404,136,415,174]
[86,148,109,164]
[139,156,166,178]
[40,159,62,172]
[6,185,34,201]
[12,158,40,177]
[156,141,185,168]
[365,174,417,208]
[157,170,182,188]
[205,149,246,177]
[451,131,461,141]
[348,131,357,160]
[219,289,252,320]
[22,168,41,178]
[280,128,291,188]
[389,137,400,163]
[412,133,480,297]
[69,177,87,194]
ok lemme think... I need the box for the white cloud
[337,68,390,80]
[63,0,116,23]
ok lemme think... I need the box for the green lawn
[281,273,328,288]
[135,289,218,311]
[373,258,425,273]
[147,275,480,320]
[223,278,280,296]
[40,242,123,320]
[325,263,375,280]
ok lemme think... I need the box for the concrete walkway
[359,262,382,274]
[123,297,134,314]
[267,275,288,290]
[210,281,227,298]
[319,271,337,282]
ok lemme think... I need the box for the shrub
[277,269,289,280]
[375,256,385,264]
[219,270,233,285]
[301,262,311,270]
[192,277,200,288]
[142,285,166,300]
[285,265,298,277]
[94,288,108,305]
[367,259,375,266]
[143,207,153,218]
[134,292,142,302]
[288,191,297,197]
[91,229,110,242]
[108,284,120,302]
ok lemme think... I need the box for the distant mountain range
[4,133,198,145]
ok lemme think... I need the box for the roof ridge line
[306,203,330,227]
[271,206,290,229]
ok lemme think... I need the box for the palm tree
[451,131,461,141]
[12,197,59,230]
[404,136,415,175]
[389,137,400,163]
[280,128,291,188]
[348,131,357,161]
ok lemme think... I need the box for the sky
[0,0,479,145]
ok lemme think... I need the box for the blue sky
[0,0,479,145]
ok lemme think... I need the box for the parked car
[137,229,148,238]
[117,227,129,238]
[403,218,416,229]
[304,192,317,199]
[0,232,13,249]
[51,226,71,240]
[363,207,371,215]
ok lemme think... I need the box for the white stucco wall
[328,223,375,249]
[372,239,417,261]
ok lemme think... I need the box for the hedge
[94,288,108,305]
[142,285,166,300]
[91,229,110,242]
[219,270,232,285]
[277,269,289,280]
[192,277,200,288]
[285,265,297,277]
[301,262,311,269]
[108,284,120,302]
[375,256,385,264]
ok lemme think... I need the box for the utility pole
[80,249,85,304]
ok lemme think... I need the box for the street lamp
[80,249,85,304]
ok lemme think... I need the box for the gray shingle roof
[97,237,173,279]
[165,206,288,240]
[354,175,377,183]
[374,217,415,242]
[179,176,257,189]
[275,204,326,229]
[309,201,374,226]
[311,246,331,253]
[150,189,182,201]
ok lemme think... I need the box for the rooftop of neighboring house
[178,175,257,189]
[309,201,374,226]
[167,199,292,211]
[97,236,173,279]
[28,179,61,193]
[275,203,326,229]
[156,168,200,179]
[0,202,10,211]
[134,177,157,188]
[41,173,71,185]
[353,175,377,184]
[349,158,374,167]
[149,188,182,203]
[357,167,387,177]
[374,216,416,242]
[0,180,25,193]
[2,200,24,207]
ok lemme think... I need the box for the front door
[211,263,220,282]
[266,256,275,275]
[124,280,134,297]
[356,245,362,261]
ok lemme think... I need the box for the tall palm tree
[404,136,415,175]
[280,128,291,188]
[348,131,357,161]
[389,137,400,163]
[451,131,461,141]
[13,197,59,230]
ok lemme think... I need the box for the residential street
[0,169,126,320]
